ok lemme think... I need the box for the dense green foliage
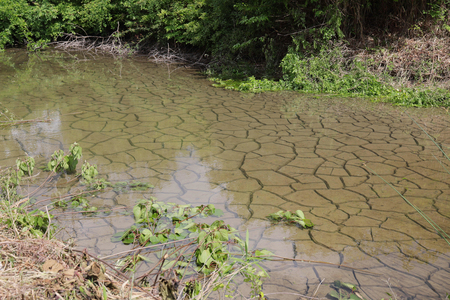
[1,0,447,56]
[214,44,450,107]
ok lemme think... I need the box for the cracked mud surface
[1,50,450,299]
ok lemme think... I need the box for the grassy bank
[211,40,450,108]
[0,221,158,299]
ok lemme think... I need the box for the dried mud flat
[1,51,450,299]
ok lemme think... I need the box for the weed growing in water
[0,141,282,298]
[267,209,314,228]
[46,142,82,174]
[1,142,154,238]
[0,155,56,238]
[113,198,275,299]
[328,280,365,300]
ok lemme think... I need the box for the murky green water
[1,49,450,299]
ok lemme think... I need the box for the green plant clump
[1,142,154,238]
[1,156,56,238]
[114,198,275,298]
[268,209,314,228]
[47,142,82,173]
[328,280,364,300]
[213,44,450,108]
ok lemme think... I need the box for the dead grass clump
[0,225,159,299]
[53,32,207,66]
[350,34,450,86]
[54,33,135,57]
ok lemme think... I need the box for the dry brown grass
[0,221,160,299]
[53,32,207,67]
[349,34,450,87]
[53,33,135,57]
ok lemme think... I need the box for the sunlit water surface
[1,49,450,299]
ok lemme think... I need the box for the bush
[280,45,388,96]
[0,0,32,49]
[0,0,115,50]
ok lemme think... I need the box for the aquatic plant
[114,198,271,299]
[328,280,365,300]
[0,142,159,298]
[0,154,56,238]
[0,140,271,298]
[46,142,82,174]
[267,209,314,228]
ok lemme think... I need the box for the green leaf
[79,286,87,296]
[162,260,176,271]
[218,229,229,241]
[168,233,179,240]
[181,221,196,230]
[328,290,340,299]
[133,205,141,222]
[304,219,314,227]
[199,249,211,264]
[213,208,224,217]
[150,235,160,244]
[295,210,305,219]
[111,236,123,242]
[189,232,199,238]
[139,234,150,244]
[120,228,133,240]
[339,281,358,291]
[268,213,281,220]
[198,231,207,242]
[158,234,168,243]
[245,229,249,255]
[297,220,306,227]
[137,255,152,262]
[123,236,135,245]
[254,249,273,257]
[176,261,188,267]
[142,228,152,237]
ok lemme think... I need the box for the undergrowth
[212,43,450,108]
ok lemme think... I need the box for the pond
[1,49,450,299]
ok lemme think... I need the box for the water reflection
[1,49,450,299]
